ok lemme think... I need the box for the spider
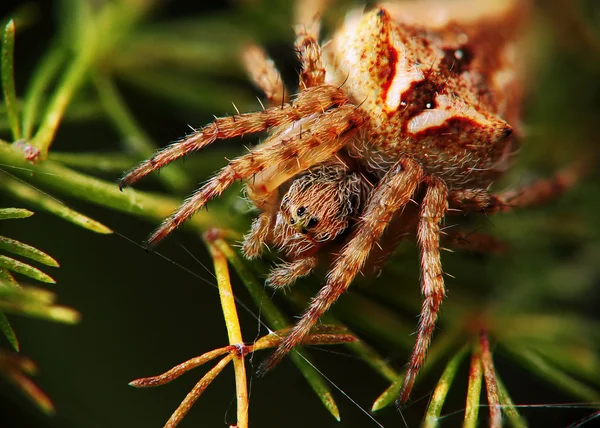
[120,0,580,404]
[266,160,372,288]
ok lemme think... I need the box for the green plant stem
[29,1,154,156]
[0,208,32,220]
[0,269,19,287]
[535,343,600,387]
[334,292,414,348]
[480,332,501,427]
[48,152,137,173]
[30,49,93,155]
[0,140,234,232]
[211,237,287,330]
[3,365,55,415]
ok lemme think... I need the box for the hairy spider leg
[119,85,349,189]
[146,104,365,248]
[242,24,328,257]
[260,157,424,372]
[448,159,586,214]
[241,44,289,106]
[398,176,448,405]
[267,256,319,288]
[296,25,326,89]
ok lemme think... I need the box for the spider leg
[398,176,448,404]
[241,43,288,106]
[295,24,325,89]
[267,256,318,288]
[146,104,365,247]
[447,188,503,214]
[242,211,274,259]
[362,202,420,276]
[294,0,328,90]
[294,0,331,32]
[449,159,586,214]
[441,229,507,254]
[119,85,348,189]
[260,157,424,373]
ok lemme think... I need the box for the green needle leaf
[504,345,600,403]
[1,19,21,141]
[289,351,341,421]
[372,329,460,411]
[0,312,19,351]
[334,292,414,348]
[0,285,55,304]
[464,343,483,428]
[0,358,55,415]
[496,375,527,428]
[0,172,113,234]
[0,268,19,287]
[0,237,59,267]
[0,208,33,220]
[0,254,55,284]
[21,46,66,140]
[0,287,80,324]
[534,342,600,387]
[423,346,469,428]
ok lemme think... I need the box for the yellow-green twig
[164,354,234,428]
[207,233,249,428]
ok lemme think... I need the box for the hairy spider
[266,161,372,288]
[121,0,579,404]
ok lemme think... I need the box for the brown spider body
[323,2,523,188]
[121,0,577,407]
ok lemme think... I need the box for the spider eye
[289,218,295,225]
[307,218,318,228]
[296,206,306,216]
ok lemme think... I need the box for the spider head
[276,166,366,253]
[288,205,320,235]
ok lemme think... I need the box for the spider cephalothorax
[265,162,371,287]
[120,0,566,405]
[275,164,366,247]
